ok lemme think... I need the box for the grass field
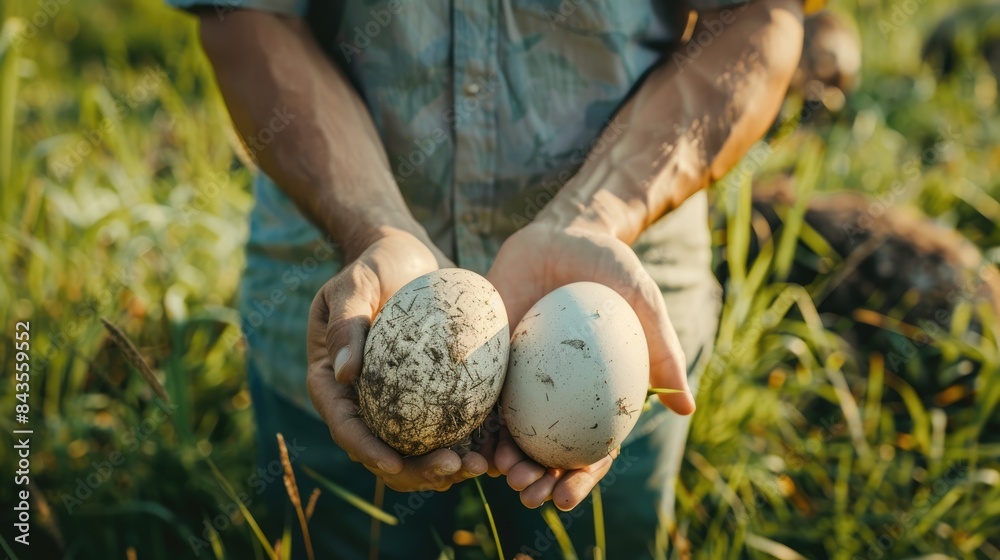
[1,0,999,558]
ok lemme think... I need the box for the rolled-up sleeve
[684,0,825,14]
[166,0,307,17]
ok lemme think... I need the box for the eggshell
[358,269,509,456]
[500,282,649,469]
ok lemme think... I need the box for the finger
[551,454,616,512]
[368,449,481,493]
[507,460,547,491]
[485,245,541,330]
[317,264,381,384]
[474,433,503,477]
[520,468,562,509]
[306,356,404,474]
[630,276,694,414]
[380,449,466,491]
[375,470,453,494]
[460,451,488,477]
[406,448,463,478]
[494,427,531,474]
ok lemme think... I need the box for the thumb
[629,278,695,415]
[308,264,380,385]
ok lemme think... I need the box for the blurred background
[1,0,999,558]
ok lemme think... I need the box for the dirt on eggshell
[357,269,510,456]
[500,282,650,469]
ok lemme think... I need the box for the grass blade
[592,484,605,558]
[301,465,398,525]
[647,387,685,396]
[277,433,313,560]
[726,171,754,292]
[279,510,292,560]
[100,316,170,403]
[369,479,385,560]
[0,533,21,560]
[541,504,578,560]
[0,18,22,195]
[305,488,320,523]
[207,458,278,560]
[474,477,504,560]
[773,138,821,280]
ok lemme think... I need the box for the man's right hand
[306,228,489,492]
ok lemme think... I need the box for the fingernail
[333,347,351,381]
[434,464,459,476]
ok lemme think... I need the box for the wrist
[534,132,703,244]
[343,219,450,267]
[533,169,650,244]
[533,198,620,238]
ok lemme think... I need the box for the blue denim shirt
[170,0,752,412]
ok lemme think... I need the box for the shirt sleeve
[684,0,826,14]
[166,0,308,17]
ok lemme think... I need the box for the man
[173,0,806,556]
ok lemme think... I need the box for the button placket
[451,0,499,274]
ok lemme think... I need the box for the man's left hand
[481,219,694,510]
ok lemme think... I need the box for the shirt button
[463,82,481,97]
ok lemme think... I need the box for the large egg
[500,282,649,469]
[358,269,509,456]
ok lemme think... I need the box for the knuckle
[382,478,406,492]
[309,286,327,313]
[327,427,344,447]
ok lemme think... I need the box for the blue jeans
[240,191,720,559]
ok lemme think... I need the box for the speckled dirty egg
[500,282,649,469]
[358,269,509,456]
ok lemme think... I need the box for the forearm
[197,11,439,262]
[538,0,804,244]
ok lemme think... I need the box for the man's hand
[306,228,488,492]
[480,0,804,509]
[481,219,693,510]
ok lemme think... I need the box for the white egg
[500,282,650,469]
[358,269,509,456]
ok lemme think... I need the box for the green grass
[1,0,999,558]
